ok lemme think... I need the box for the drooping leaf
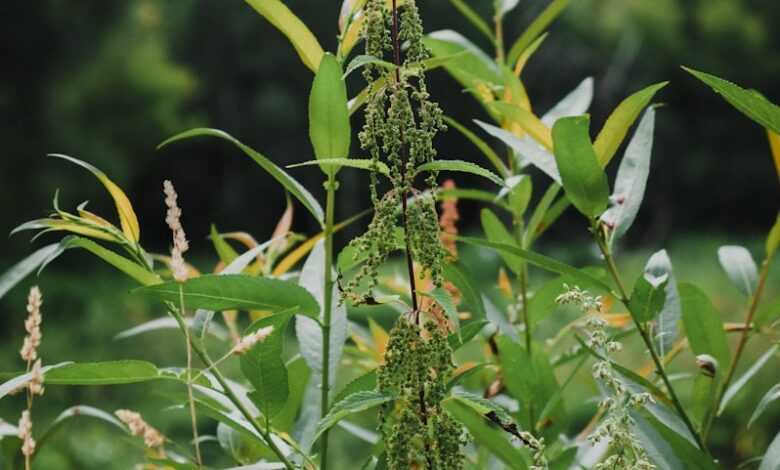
[0,243,63,300]
[241,313,294,421]
[61,237,160,286]
[449,0,494,42]
[719,345,778,415]
[458,237,613,293]
[159,128,324,225]
[645,250,682,358]
[415,159,504,186]
[49,154,141,243]
[682,67,780,135]
[443,116,508,176]
[551,116,610,218]
[136,274,319,317]
[679,283,730,372]
[244,0,324,72]
[759,431,780,470]
[480,209,524,275]
[312,391,395,444]
[592,82,668,166]
[601,108,656,239]
[309,53,351,177]
[443,399,528,470]
[717,245,759,297]
[507,0,571,65]
[749,383,780,428]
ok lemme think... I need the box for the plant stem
[494,13,505,66]
[179,285,203,468]
[593,230,707,452]
[703,252,774,438]
[319,174,338,470]
[168,307,295,470]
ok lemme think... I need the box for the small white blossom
[232,326,275,355]
[20,287,43,362]
[115,409,165,448]
[28,359,45,396]
[18,410,35,457]
[163,180,189,282]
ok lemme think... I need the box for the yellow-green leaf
[592,82,668,166]
[309,53,351,176]
[244,0,324,72]
[49,154,140,243]
[491,102,552,150]
[507,0,570,65]
[769,130,780,182]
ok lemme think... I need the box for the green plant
[1,1,779,470]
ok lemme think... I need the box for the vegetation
[1,0,779,469]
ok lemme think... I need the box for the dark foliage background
[0,1,778,468]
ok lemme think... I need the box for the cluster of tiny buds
[519,431,548,470]
[20,286,43,362]
[163,180,189,283]
[28,359,45,396]
[555,284,602,312]
[232,326,274,355]
[18,410,35,457]
[115,409,165,448]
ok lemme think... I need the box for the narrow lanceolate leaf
[492,102,553,150]
[42,360,164,385]
[760,431,780,470]
[719,345,778,415]
[0,363,71,400]
[769,131,780,181]
[645,250,682,357]
[244,0,324,72]
[717,245,759,297]
[683,67,780,135]
[507,0,570,65]
[49,154,140,242]
[137,274,319,317]
[309,53,351,176]
[159,128,324,225]
[449,389,513,424]
[449,0,494,42]
[415,159,505,186]
[459,236,612,293]
[312,391,395,443]
[240,313,294,420]
[601,108,656,239]
[552,116,610,218]
[749,383,780,428]
[679,283,730,372]
[593,82,668,166]
[288,158,390,175]
[768,213,780,258]
[443,116,508,176]
[480,209,524,276]
[343,54,395,79]
[61,237,161,286]
[0,243,63,300]
[541,77,595,127]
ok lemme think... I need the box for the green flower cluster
[378,318,466,469]
[345,0,447,304]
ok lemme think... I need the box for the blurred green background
[0,0,778,468]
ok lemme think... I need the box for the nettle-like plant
[1,1,780,469]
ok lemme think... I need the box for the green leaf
[272,356,310,432]
[491,102,553,151]
[415,159,504,186]
[645,250,682,358]
[0,243,63,300]
[496,0,520,16]
[136,274,320,317]
[449,389,513,423]
[309,53,351,177]
[629,272,668,323]
[443,399,529,470]
[312,391,395,444]
[244,0,324,72]
[507,0,570,65]
[683,67,780,135]
[767,212,780,258]
[288,158,390,175]
[679,283,731,373]
[344,54,395,79]
[480,209,524,275]
[334,370,378,405]
[717,245,759,297]
[159,128,324,225]
[525,183,562,246]
[552,116,610,218]
[241,312,294,421]
[423,287,460,332]
[756,297,780,329]
[61,236,161,286]
[44,360,164,385]
[459,236,613,293]
[760,431,780,470]
[749,383,780,428]
[437,187,511,212]
[210,224,239,266]
[443,262,486,320]
[719,345,778,416]
[504,175,533,219]
[448,320,488,350]
[601,108,655,239]
[593,82,668,166]
[443,116,508,176]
